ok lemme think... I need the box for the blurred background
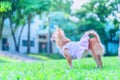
[0,0,120,59]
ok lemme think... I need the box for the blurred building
[0,15,58,54]
[105,22,119,55]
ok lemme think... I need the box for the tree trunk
[47,25,51,55]
[104,40,108,56]
[17,22,25,52]
[9,16,19,52]
[0,14,5,39]
[27,15,31,53]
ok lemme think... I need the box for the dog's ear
[57,28,61,34]
[58,28,65,37]
[55,26,65,36]
[60,29,65,36]
[55,26,61,35]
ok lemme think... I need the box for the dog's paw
[96,65,102,69]
[69,65,73,69]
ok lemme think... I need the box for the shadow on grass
[0,57,16,63]
[29,53,65,60]
[0,59,8,63]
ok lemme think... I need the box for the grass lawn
[0,56,120,80]
[0,56,19,63]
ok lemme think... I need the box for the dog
[51,26,105,68]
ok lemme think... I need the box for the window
[39,35,46,39]
[31,41,34,47]
[22,40,35,47]
[22,40,27,46]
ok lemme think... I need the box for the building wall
[17,15,40,53]
[0,18,14,52]
[108,42,119,54]
[19,35,39,53]
[0,15,41,53]
[8,36,15,52]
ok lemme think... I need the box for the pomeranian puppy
[51,26,105,68]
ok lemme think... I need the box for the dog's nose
[51,38,56,42]
[53,40,56,43]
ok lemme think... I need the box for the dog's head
[51,26,65,44]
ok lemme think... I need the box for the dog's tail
[85,30,100,42]
[85,30,105,55]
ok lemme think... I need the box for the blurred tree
[0,0,71,53]
[19,0,51,53]
[40,0,72,54]
[6,0,28,52]
[0,1,11,39]
[72,0,120,53]
[50,0,71,13]
[48,0,74,35]
[1,0,51,53]
[48,12,78,40]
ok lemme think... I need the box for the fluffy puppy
[51,27,105,68]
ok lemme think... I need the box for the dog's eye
[51,39,56,43]
[51,38,56,43]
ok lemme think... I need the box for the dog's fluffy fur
[51,27,105,68]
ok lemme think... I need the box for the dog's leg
[98,55,102,67]
[91,50,102,68]
[93,54,102,68]
[64,48,72,68]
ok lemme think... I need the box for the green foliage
[0,57,120,79]
[7,0,52,31]
[75,0,120,26]
[72,0,120,43]
[0,1,11,13]
[19,0,51,15]
[50,0,71,13]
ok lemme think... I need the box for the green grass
[0,56,19,63]
[29,53,64,60]
[0,57,120,80]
